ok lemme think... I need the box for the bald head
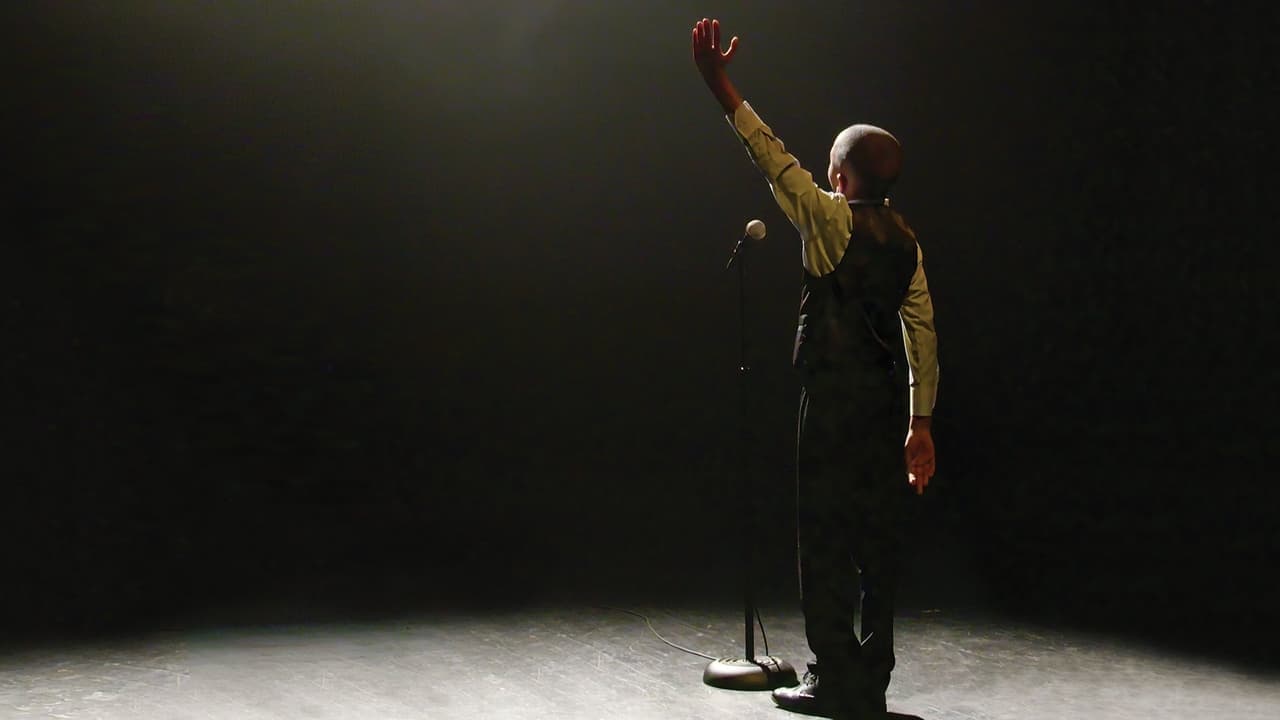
[828,124,902,201]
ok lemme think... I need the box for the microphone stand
[703,231,797,691]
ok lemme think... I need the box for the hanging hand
[905,416,935,495]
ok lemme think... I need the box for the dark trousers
[796,374,908,713]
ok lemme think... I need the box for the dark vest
[793,202,919,388]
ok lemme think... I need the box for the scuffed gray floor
[2,605,1277,719]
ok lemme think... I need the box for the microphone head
[745,219,766,240]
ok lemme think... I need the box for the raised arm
[691,18,851,276]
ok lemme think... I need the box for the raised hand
[691,18,739,81]
[690,18,743,114]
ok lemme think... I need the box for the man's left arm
[901,244,939,494]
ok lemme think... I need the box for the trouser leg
[796,381,906,713]
[853,489,903,709]
[797,498,860,679]
[797,386,866,710]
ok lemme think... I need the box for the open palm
[691,18,739,80]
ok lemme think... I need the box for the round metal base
[703,656,798,691]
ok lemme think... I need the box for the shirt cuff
[726,100,764,140]
[911,383,937,417]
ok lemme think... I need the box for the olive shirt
[728,101,939,416]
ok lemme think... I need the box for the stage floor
[2,603,1277,719]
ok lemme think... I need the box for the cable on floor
[595,606,718,661]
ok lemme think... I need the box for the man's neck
[848,196,890,207]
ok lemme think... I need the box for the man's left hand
[905,417,935,495]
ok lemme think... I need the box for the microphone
[726,219,766,270]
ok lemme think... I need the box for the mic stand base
[703,656,797,691]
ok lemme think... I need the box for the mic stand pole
[703,233,797,691]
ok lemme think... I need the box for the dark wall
[6,1,1278,656]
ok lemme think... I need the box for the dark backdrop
[6,1,1278,661]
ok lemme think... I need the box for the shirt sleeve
[727,101,851,276]
[900,244,940,416]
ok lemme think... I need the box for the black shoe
[772,671,888,719]
[771,671,850,718]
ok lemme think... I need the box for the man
[691,18,939,719]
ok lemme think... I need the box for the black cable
[596,606,719,661]
[754,605,770,656]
